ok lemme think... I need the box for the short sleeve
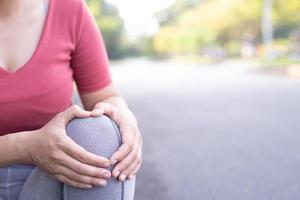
[71,1,112,93]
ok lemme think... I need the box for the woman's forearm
[0,131,34,167]
[102,96,129,111]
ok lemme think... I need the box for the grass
[260,56,300,68]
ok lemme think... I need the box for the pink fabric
[0,0,112,136]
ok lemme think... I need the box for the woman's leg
[19,115,135,200]
[0,164,35,200]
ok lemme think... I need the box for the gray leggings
[0,116,135,200]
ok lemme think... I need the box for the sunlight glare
[106,0,176,37]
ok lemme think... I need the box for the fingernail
[85,185,93,189]
[128,175,134,180]
[104,172,111,178]
[96,180,107,186]
[91,109,101,116]
[119,174,126,182]
[104,162,110,167]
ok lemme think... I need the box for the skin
[0,0,142,189]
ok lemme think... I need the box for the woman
[0,0,142,199]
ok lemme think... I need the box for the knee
[66,115,121,158]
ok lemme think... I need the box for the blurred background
[82,0,300,199]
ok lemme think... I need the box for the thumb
[62,105,91,124]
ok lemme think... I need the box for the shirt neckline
[0,0,52,75]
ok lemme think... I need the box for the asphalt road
[108,59,300,200]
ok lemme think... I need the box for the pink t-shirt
[0,0,112,136]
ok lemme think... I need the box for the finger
[127,134,143,180]
[112,147,138,178]
[118,157,140,181]
[94,103,121,123]
[91,107,104,117]
[63,105,91,124]
[63,136,110,168]
[51,174,93,189]
[110,143,132,166]
[128,162,142,180]
[60,153,112,179]
[112,143,139,178]
[113,133,141,178]
[94,103,111,114]
[55,165,108,187]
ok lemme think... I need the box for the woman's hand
[26,105,112,189]
[91,102,143,181]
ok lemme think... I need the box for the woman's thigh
[0,164,35,200]
[19,116,135,200]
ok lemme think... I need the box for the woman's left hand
[91,102,142,181]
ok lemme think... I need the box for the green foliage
[274,0,300,24]
[273,0,300,39]
[153,0,300,55]
[86,0,124,59]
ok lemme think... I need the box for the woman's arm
[0,130,34,167]
[79,83,143,181]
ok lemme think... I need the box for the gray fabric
[0,165,35,200]
[0,116,135,200]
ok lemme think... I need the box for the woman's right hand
[25,105,112,189]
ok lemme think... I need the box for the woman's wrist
[9,129,40,165]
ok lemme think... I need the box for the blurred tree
[86,0,124,59]
[153,0,300,57]
[273,0,300,38]
[154,0,262,55]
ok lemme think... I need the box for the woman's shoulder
[50,0,90,29]
[49,0,96,43]
[51,0,87,16]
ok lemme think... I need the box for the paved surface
[110,59,300,199]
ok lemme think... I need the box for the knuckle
[56,141,65,149]
[83,177,93,185]
[50,151,62,162]
[87,168,98,177]
[77,154,88,163]
[71,105,80,112]
[127,144,133,152]
[128,164,135,172]
[48,138,58,148]
[55,137,67,148]
[116,163,125,171]
[123,160,131,168]
[48,133,63,143]
[132,152,138,160]
[74,165,84,173]
[69,172,80,181]
[118,165,125,171]
[47,164,58,173]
